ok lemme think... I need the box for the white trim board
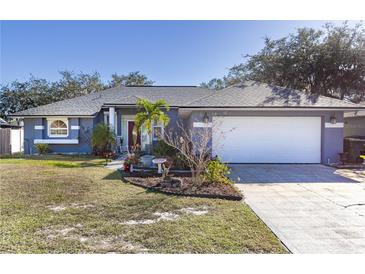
[193,122,212,128]
[34,125,44,130]
[325,122,344,128]
[71,125,80,130]
[34,139,79,144]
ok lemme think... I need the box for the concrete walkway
[105,154,127,170]
[232,165,365,253]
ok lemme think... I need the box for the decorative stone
[171,178,183,188]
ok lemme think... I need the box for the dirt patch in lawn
[36,224,148,253]
[123,212,180,225]
[122,171,243,200]
[122,206,210,225]
[46,203,95,212]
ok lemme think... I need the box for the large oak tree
[202,22,365,103]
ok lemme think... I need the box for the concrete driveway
[231,165,365,253]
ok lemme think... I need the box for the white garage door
[212,116,321,163]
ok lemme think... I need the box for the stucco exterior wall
[23,118,41,154]
[22,108,181,155]
[23,109,345,162]
[23,117,93,154]
[186,110,344,164]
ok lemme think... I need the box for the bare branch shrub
[162,120,228,183]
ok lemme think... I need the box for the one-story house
[10,81,365,164]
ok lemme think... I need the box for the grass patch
[0,156,287,254]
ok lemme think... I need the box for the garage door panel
[212,117,321,163]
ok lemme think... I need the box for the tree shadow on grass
[48,161,105,168]
[103,170,123,180]
[79,161,105,168]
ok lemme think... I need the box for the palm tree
[135,98,170,151]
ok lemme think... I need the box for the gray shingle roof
[186,81,360,108]
[102,86,213,106]
[11,86,213,116]
[11,82,362,117]
[0,117,9,125]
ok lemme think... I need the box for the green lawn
[0,155,286,253]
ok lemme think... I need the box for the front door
[128,121,141,150]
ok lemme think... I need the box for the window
[152,122,164,141]
[48,119,68,137]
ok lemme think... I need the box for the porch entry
[127,121,141,150]
[120,114,151,152]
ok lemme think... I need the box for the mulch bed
[327,163,365,169]
[120,171,243,201]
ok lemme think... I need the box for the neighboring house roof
[186,81,359,108]
[10,82,363,117]
[0,117,9,126]
[0,117,22,128]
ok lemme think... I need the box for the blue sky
[0,20,353,86]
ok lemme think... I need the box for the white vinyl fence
[0,128,23,155]
[10,128,24,153]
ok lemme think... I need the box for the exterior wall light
[203,112,209,123]
[330,115,337,124]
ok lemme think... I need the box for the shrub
[35,144,49,155]
[91,123,116,155]
[125,153,140,165]
[11,152,25,158]
[204,157,232,184]
[153,140,176,157]
[153,140,189,170]
[173,153,190,170]
[0,152,24,159]
[163,121,215,180]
